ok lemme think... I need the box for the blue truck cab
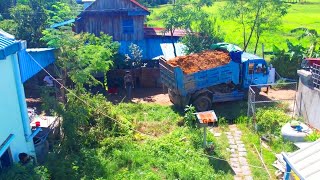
[159,45,269,111]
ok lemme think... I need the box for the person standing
[124,70,134,100]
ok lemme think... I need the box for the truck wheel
[193,96,212,112]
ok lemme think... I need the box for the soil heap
[167,50,231,74]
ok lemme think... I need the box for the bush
[255,108,291,136]
[0,164,50,180]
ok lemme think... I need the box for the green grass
[44,103,234,179]
[147,1,320,54]
[237,123,297,180]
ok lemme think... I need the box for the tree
[160,4,194,57]
[182,17,225,54]
[221,0,288,52]
[9,0,48,47]
[42,28,120,102]
[291,28,319,57]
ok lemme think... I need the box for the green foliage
[270,40,306,78]
[47,2,76,25]
[255,108,291,136]
[0,19,17,35]
[305,131,320,142]
[218,117,228,127]
[9,1,48,47]
[44,102,232,179]
[221,0,289,51]
[129,43,143,68]
[42,28,119,87]
[235,116,250,124]
[0,164,50,180]
[182,17,225,54]
[184,105,196,126]
[291,27,319,57]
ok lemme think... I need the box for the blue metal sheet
[118,36,180,60]
[50,19,75,29]
[0,34,21,60]
[18,48,55,83]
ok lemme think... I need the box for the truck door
[243,60,268,87]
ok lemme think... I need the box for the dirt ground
[106,87,173,105]
[167,50,230,74]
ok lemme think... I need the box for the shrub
[255,108,291,136]
[305,131,320,142]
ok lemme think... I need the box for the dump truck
[159,43,269,111]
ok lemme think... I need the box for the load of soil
[167,50,231,74]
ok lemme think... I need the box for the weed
[305,131,320,142]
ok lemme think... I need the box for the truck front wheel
[193,96,212,112]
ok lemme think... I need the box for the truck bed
[159,58,240,96]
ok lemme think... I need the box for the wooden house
[75,0,150,41]
[74,0,186,60]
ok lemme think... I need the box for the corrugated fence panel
[18,49,55,83]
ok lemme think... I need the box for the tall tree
[221,0,288,52]
[9,0,48,47]
[42,28,119,102]
[160,4,194,57]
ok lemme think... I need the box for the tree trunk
[254,30,261,55]
[244,4,262,51]
[171,29,177,57]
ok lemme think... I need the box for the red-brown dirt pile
[167,50,231,74]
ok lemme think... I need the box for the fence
[312,63,320,91]
[247,82,298,118]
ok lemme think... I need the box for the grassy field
[147,0,320,54]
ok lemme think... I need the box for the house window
[122,19,134,34]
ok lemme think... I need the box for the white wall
[296,70,320,130]
[0,54,35,162]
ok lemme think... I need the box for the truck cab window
[249,63,254,74]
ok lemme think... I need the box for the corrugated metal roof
[0,31,21,60]
[144,27,186,37]
[18,48,55,83]
[283,140,320,180]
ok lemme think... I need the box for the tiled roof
[130,0,149,12]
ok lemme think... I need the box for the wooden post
[262,43,265,59]
[203,126,207,147]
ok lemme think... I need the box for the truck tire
[193,95,212,112]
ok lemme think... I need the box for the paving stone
[230,162,241,168]
[230,145,238,149]
[235,130,242,135]
[232,167,242,175]
[239,152,247,157]
[229,140,236,145]
[239,158,248,165]
[245,176,253,180]
[225,132,232,135]
[227,135,234,139]
[230,153,238,158]
[242,169,251,176]
[234,136,241,141]
[230,158,239,163]
[236,140,243,145]
[237,144,245,148]
[238,147,247,152]
[234,176,243,180]
[214,133,221,137]
[241,165,251,172]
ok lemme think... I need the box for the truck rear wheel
[193,96,212,112]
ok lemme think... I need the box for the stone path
[226,125,253,180]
